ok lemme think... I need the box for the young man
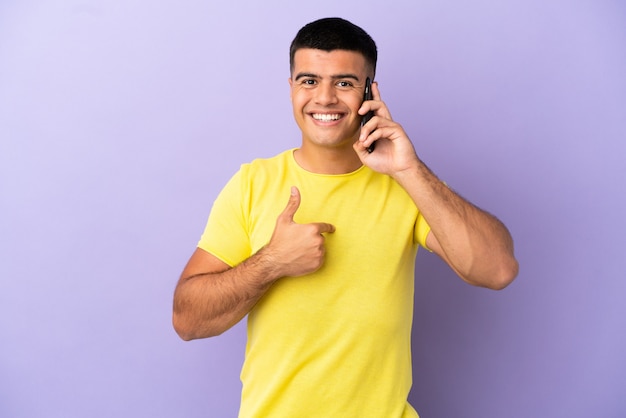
[173,17,518,418]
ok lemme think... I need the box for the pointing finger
[313,222,336,234]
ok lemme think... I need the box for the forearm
[394,160,518,289]
[173,247,281,340]
[354,83,517,288]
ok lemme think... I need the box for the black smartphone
[361,77,375,153]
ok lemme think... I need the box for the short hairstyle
[289,17,378,76]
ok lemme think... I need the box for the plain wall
[1,1,625,417]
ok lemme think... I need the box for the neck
[294,143,362,175]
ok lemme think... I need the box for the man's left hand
[353,82,420,177]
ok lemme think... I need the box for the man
[173,17,518,418]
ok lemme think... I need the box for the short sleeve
[414,211,432,251]
[197,169,252,267]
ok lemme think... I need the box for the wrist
[251,246,285,286]
[391,157,423,184]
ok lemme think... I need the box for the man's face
[289,48,370,150]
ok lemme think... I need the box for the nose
[314,81,338,106]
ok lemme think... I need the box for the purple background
[1,1,625,417]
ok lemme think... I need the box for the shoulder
[239,149,295,181]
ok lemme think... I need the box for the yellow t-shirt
[199,149,430,418]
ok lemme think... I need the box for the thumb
[279,186,301,222]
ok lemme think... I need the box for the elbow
[172,312,224,341]
[461,254,519,291]
[484,256,519,291]
[172,313,195,341]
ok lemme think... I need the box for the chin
[308,132,360,149]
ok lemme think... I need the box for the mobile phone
[361,77,375,153]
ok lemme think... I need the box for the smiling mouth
[311,113,342,122]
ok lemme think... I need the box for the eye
[301,79,317,86]
[336,81,353,88]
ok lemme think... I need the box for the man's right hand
[265,186,335,278]
[173,187,335,340]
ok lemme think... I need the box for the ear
[288,77,294,101]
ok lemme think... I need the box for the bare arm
[173,247,279,340]
[395,162,518,289]
[354,82,518,289]
[173,187,335,340]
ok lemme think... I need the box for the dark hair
[289,17,377,76]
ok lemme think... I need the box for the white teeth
[312,113,341,122]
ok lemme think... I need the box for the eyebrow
[294,72,361,82]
